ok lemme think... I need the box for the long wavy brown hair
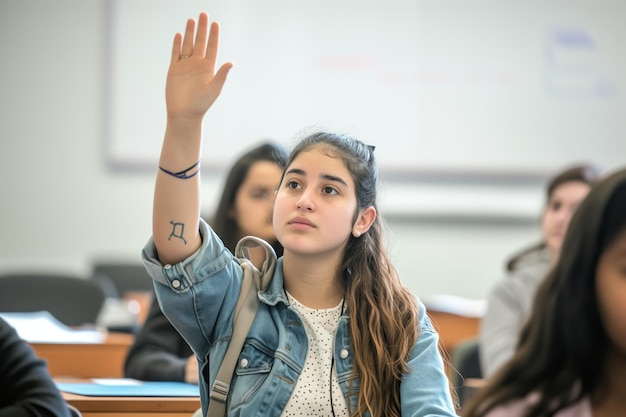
[284,132,419,417]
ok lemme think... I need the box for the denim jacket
[142,219,457,416]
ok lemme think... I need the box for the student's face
[542,181,591,257]
[231,161,283,243]
[595,228,626,355]
[273,148,368,256]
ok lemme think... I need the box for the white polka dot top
[281,292,349,417]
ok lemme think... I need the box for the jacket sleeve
[124,293,194,381]
[142,218,244,359]
[400,301,458,416]
[0,318,71,417]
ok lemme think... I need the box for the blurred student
[463,167,626,417]
[479,164,601,377]
[124,142,287,383]
[0,317,71,417]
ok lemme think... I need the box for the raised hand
[165,12,233,121]
[154,12,233,264]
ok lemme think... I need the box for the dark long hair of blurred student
[464,167,626,417]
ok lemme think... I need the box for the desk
[31,333,133,378]
[427,311,480,354]
[62,391,201,417]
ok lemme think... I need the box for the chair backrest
[91,262,153,299]
[0,273,106,327]
[450,337,482,409]
[67,403,82,417]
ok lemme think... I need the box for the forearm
[153,119,203,264]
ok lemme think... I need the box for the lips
[288,217,315,228]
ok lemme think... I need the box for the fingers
[213,62,234,89]
[169,12,233,77]
[170,32,182,63]
[194,13,209,58]
[180,17,196,58]
[169,18,195,63]
[205,21,221,64]
[171,13,211,62]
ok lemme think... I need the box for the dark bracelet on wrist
[159,160,200,179]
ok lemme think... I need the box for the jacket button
[172,279,181,288]
[239,358,249,368]
[340,349,349,359]
[164,264,172,269]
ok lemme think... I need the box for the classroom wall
[1,0,617,303]
[108,0,626,174]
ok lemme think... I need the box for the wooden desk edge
[61,392,201,413]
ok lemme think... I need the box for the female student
[479,164,601,377]
[463,166,626,417]
[125,142,287,383]
[142,12,456,416]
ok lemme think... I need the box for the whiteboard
[106,0,626,176]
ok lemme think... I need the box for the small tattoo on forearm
[168,220,187,244]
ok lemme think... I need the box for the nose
[265,202,274,222]
[296,190,315,212]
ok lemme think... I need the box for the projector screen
[106,0,626,177]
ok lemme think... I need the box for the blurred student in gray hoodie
[479,164,602,377]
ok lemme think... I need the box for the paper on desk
[56,379,200,397]
[0,311,105,343]
[92,378,142,385]
[422,294,486,318]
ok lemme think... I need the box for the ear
[352,206,376,238]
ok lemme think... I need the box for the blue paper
[56,380,200,397]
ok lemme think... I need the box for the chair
[67,403,82,417]
[450,337,482,409]
[0,273,106,327]
[91,262,153,299]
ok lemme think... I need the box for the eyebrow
[250,184,273,190]
[285,168,349,187]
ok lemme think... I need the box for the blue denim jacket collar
[258,257,289,308]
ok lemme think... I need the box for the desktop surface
[58,378,201,417]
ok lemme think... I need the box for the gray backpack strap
[207,236,276,417]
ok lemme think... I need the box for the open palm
[165,13,233,120]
